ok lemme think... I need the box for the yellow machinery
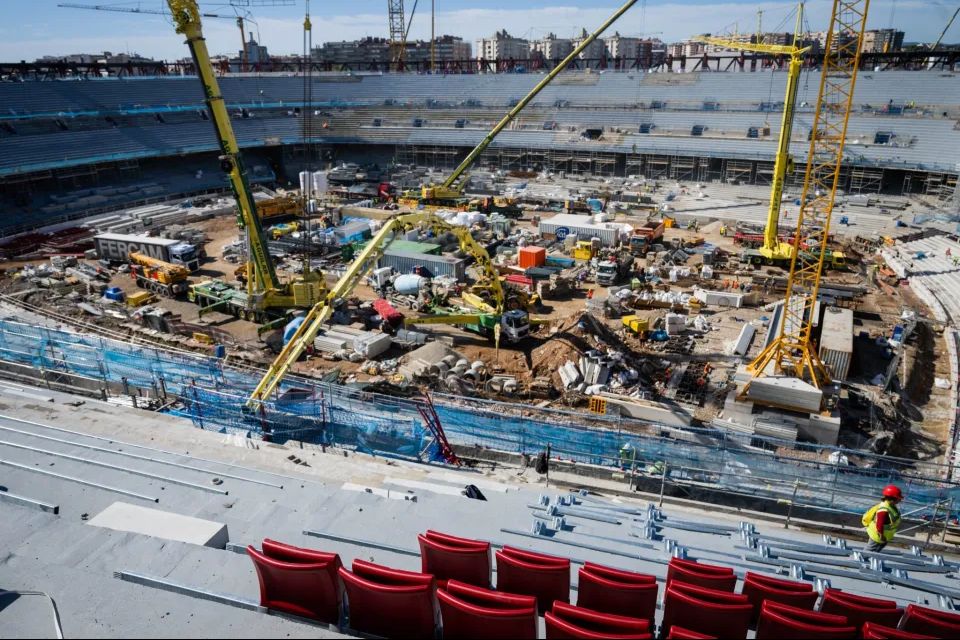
[270,222,300,240]
[166,1,327,317]
[249,0,640,408]
[128,251,190,297]
[622,315,649,336]
[256,196,300,222]
[698,6,809,266]
[745,0,871,392]
[573,240,597,261]
[403,0,640,208]
[248,211,520,408]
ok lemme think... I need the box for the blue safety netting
[1,318,959,516]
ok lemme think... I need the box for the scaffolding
[850,166,884,193]
[0,318,958,515]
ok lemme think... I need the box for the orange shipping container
[518,246,546,269]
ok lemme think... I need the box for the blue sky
[2,0,955,60]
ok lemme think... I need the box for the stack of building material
[730,323,756,356]
[558,361,583,388]
[353,333,393,359]
[579,352,611,386]
[819,307,853,381]
[748,376,822,413]
[665,313,687,336]
[694,288,744,308]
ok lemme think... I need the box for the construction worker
[862,485,903,552]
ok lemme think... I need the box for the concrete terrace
[2,381,960,637]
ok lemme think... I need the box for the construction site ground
[0,178,954,469]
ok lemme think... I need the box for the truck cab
[500,309,530,342]
[596,260,620,286]
[169,242,201,272]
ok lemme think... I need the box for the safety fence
[1,317,959,516]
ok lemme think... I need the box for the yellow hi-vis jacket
[862,500,901,543]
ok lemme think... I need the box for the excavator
[245,0,641,408]
[166,0,327,325]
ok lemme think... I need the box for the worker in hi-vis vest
[862,485,903,553]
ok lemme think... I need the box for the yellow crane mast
[698,6,809,265]
[747,0,871,390]
[165,0,326,314]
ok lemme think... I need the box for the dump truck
[628,220,665,255]
[94,233,203,272]
[596,252,634,286]
[128,252,190,297]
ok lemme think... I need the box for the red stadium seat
[741,571,816,623]
[756,600,857,640]
[495,546,570,613]
[662,580,752,640]
[667,557,737,592]
[820,588,903,632]
[666,627,718,640]
[862,622,936,639]
[338,559,436,639]
[418,530,492,588]
[577,562,658,620]
[545,600,651,639]
[901,604,960,637]
[246,539,342,623]
[437,579,537,639]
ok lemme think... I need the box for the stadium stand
[0,69,957,234]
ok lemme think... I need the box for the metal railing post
[658,461,668,507]
[785,479,800,529]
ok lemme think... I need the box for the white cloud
[0,0,947,61]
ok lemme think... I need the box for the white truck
[94,233,203,272]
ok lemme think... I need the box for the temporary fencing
[1,317,959,517]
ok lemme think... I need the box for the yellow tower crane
[746,0,871,392]
[697,6,809,266]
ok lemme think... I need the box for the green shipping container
[386,240,443,255]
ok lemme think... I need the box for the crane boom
[699,6,809,262]
[931,6,960,51]
[166,0,280,296]
[432,0,639,196]
[746,0,870,391]
[247,212,507,407]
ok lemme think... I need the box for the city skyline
[2,0,953,61]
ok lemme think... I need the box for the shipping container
[518,246,546,269]
[378,250,466,280]
[539,213,622,247]
[819,307,853,380]
[387,240,442,255]
[94,233,201,271]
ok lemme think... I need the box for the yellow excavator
[167,0,327,324]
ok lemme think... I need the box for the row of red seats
[245,531,960,639]
[660,556,960,639]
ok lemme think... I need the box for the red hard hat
[882,485,903,500]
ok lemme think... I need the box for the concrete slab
[88,502,229,549]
